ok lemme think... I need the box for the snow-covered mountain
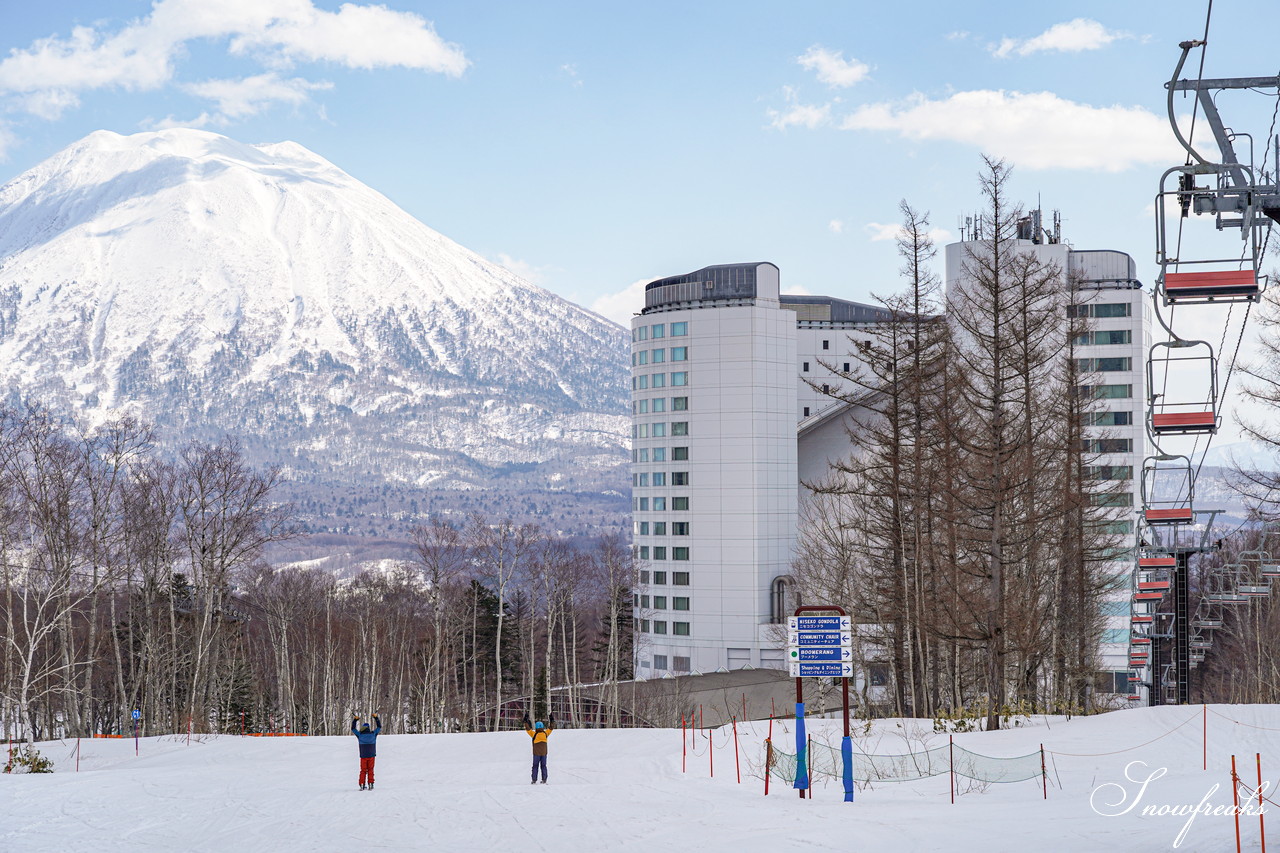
[0,129,630,538]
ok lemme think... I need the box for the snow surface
[4,705,1278,852]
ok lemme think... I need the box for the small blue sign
[789,661,854,678]
[789,631,851,646]
[132,710,140,720]
[790,616,850,631]
[790,646,852,662]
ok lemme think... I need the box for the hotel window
[672,396,688,411]
[672,447,688,461]
[654,522,667,535]
[652,472,666,486]
[651,373,665,388]
[652,497,667,511]
[641,621,651,634]
[673,571,690,584]
[636,399,648,414]
[671,372,688,386]
[638,473,649,486]
[653,621,668,635]
[639,570,649,583]
[670,321,688,336]
[652,654,665,670]
[672,472,689,486]
[1091,492,1134,507]
[636,424,648,438]
[671,346,688,361]
[638,547,650,560]
[673,597,690,611]
[637,375,648,390]
[822,340,830,350]
[635,521,650,535]
[1075,357,1132,372]
[802,361,810,372]
[636,326,649,341]
[1083,438,1134,453]
[1086,411,1133,426]
[672,656,691,673]
[673,497,689,510]
[1075,329,1133,345]
[653,547,667,560]
[638,497,649,511]
[821,384,830,394]
[653,571,667,585]
[803,407,810,417]
[640,595,650,608]
[1069,302,1131,318]
[653,596,667,609]
[1077,384,1132,399]
[671,422,689,436]
[1085,465,1134,481]
[673,622,690,636]
[652,423,667,438]
[673,548,690,561]
[637,448,649,462]
[672,522,690,536]
[651,324,665,339]
[651,348,666,363]
[653,448,667,462]
[843,362,850,372]
[652,398,666,413]
[637,350,648,365]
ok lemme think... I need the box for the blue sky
[0,1,1277,330]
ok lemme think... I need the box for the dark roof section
[644,262,774,292]
[780,295,895,324]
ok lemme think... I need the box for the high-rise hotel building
[629,263,889,676]
[632,242,1150,694]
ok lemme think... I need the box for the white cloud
[841,89,1180,171]
[946,31,971,41]
[797,46,869,88]
[780,284,812,295]
[0,122,14,161]
[828,219,844,234]
[183,73,332,120]
[865,222,953,243]
[228,3,468,75]
[560,64,583,88]
[767,86,832,131]
[992,18,1129,59]
[590,278,651,327]
[494,253,554,287]
[0,0,467,121]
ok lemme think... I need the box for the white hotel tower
[629,263,890,676]
[632,237,1152,698]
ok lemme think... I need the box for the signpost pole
[732,717,741,784]
[132,709,140,757]
[789,605,854,803]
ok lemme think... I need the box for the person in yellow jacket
[522,713,554,784]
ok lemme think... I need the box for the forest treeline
[0,406,635,741]
[791,161,1139,727]
[790,159,1280,724]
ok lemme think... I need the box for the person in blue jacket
[351,713,381,790]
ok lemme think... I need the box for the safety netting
[768,740,1043,785]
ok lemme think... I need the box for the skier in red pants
[351,714,381,790]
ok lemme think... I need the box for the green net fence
[768,740,1043,785]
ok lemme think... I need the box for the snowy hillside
[0,129,630,538]
[4,705,1278,852]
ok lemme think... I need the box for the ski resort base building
[629,248,1151,703]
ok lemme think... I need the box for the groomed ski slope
[3,705,1277,852]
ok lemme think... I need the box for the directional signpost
[787,615,853,677]
[787,608,854,803]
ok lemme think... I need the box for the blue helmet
[534,721,545,730]
[360,723,371,732]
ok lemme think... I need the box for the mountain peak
[0,129,629,540]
